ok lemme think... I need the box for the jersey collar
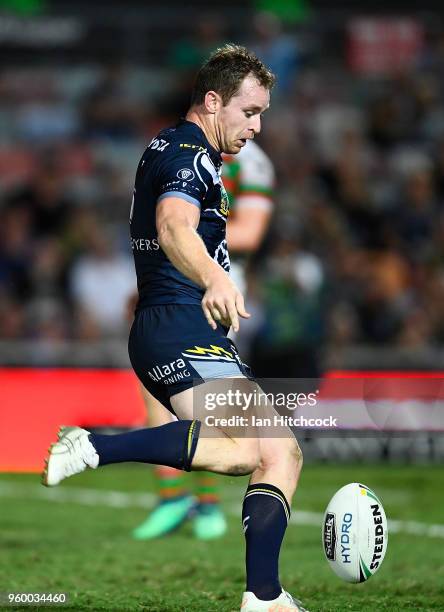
[178,119,222,170]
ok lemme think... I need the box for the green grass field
[1,464,444,611]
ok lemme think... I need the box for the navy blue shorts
[128,304,252,414]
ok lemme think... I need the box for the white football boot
[240,589,309,611]
[42,426,99,487]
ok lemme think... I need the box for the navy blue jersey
[130,120,230,307]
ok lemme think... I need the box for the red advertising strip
[0,368,146,472]
[327,371,444,378]
[317,372,444,432]
[321,372,444,400]
[1,369,443,472]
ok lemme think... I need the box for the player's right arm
[156,196,250,332]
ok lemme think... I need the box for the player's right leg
[42,305,257,485]
[42,385,260,486]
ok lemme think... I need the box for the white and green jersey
[222,140,275,300]
[222,139,275,215]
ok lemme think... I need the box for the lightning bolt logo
[182,344,235,362]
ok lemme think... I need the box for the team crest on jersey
[177,168,195,181]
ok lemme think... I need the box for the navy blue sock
[89,420,200,471]
[242,483,291,601]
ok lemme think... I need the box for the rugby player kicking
[42,45,306,612]
[132,138,275,542]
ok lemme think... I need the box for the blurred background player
[132,138,275,541]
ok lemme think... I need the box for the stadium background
[1,1,443,610]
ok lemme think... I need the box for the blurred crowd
[1,10,444,368]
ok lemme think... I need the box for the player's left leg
[170,381,306,611]
[132,386,196,540]
[241,427,303,608]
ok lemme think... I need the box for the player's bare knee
[278,434,303,472]
[291,438,303,473]
[258,433,302,474]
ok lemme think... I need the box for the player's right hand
[201,271,250,333]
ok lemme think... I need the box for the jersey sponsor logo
[147,358,190,384]
[177,168,195,181]
[130,237,160,251]
[148,137,170,152]
[180,143,206,151]
[182,344,236,362]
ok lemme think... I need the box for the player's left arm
[226,204,272,253]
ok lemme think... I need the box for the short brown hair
[190,43,275,107]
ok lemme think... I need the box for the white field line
[0,481,157,508]
[287,510,444,539]
[2,481,444,539]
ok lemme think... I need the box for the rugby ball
[322,482,388,583]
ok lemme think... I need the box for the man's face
[216,74,270,154]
